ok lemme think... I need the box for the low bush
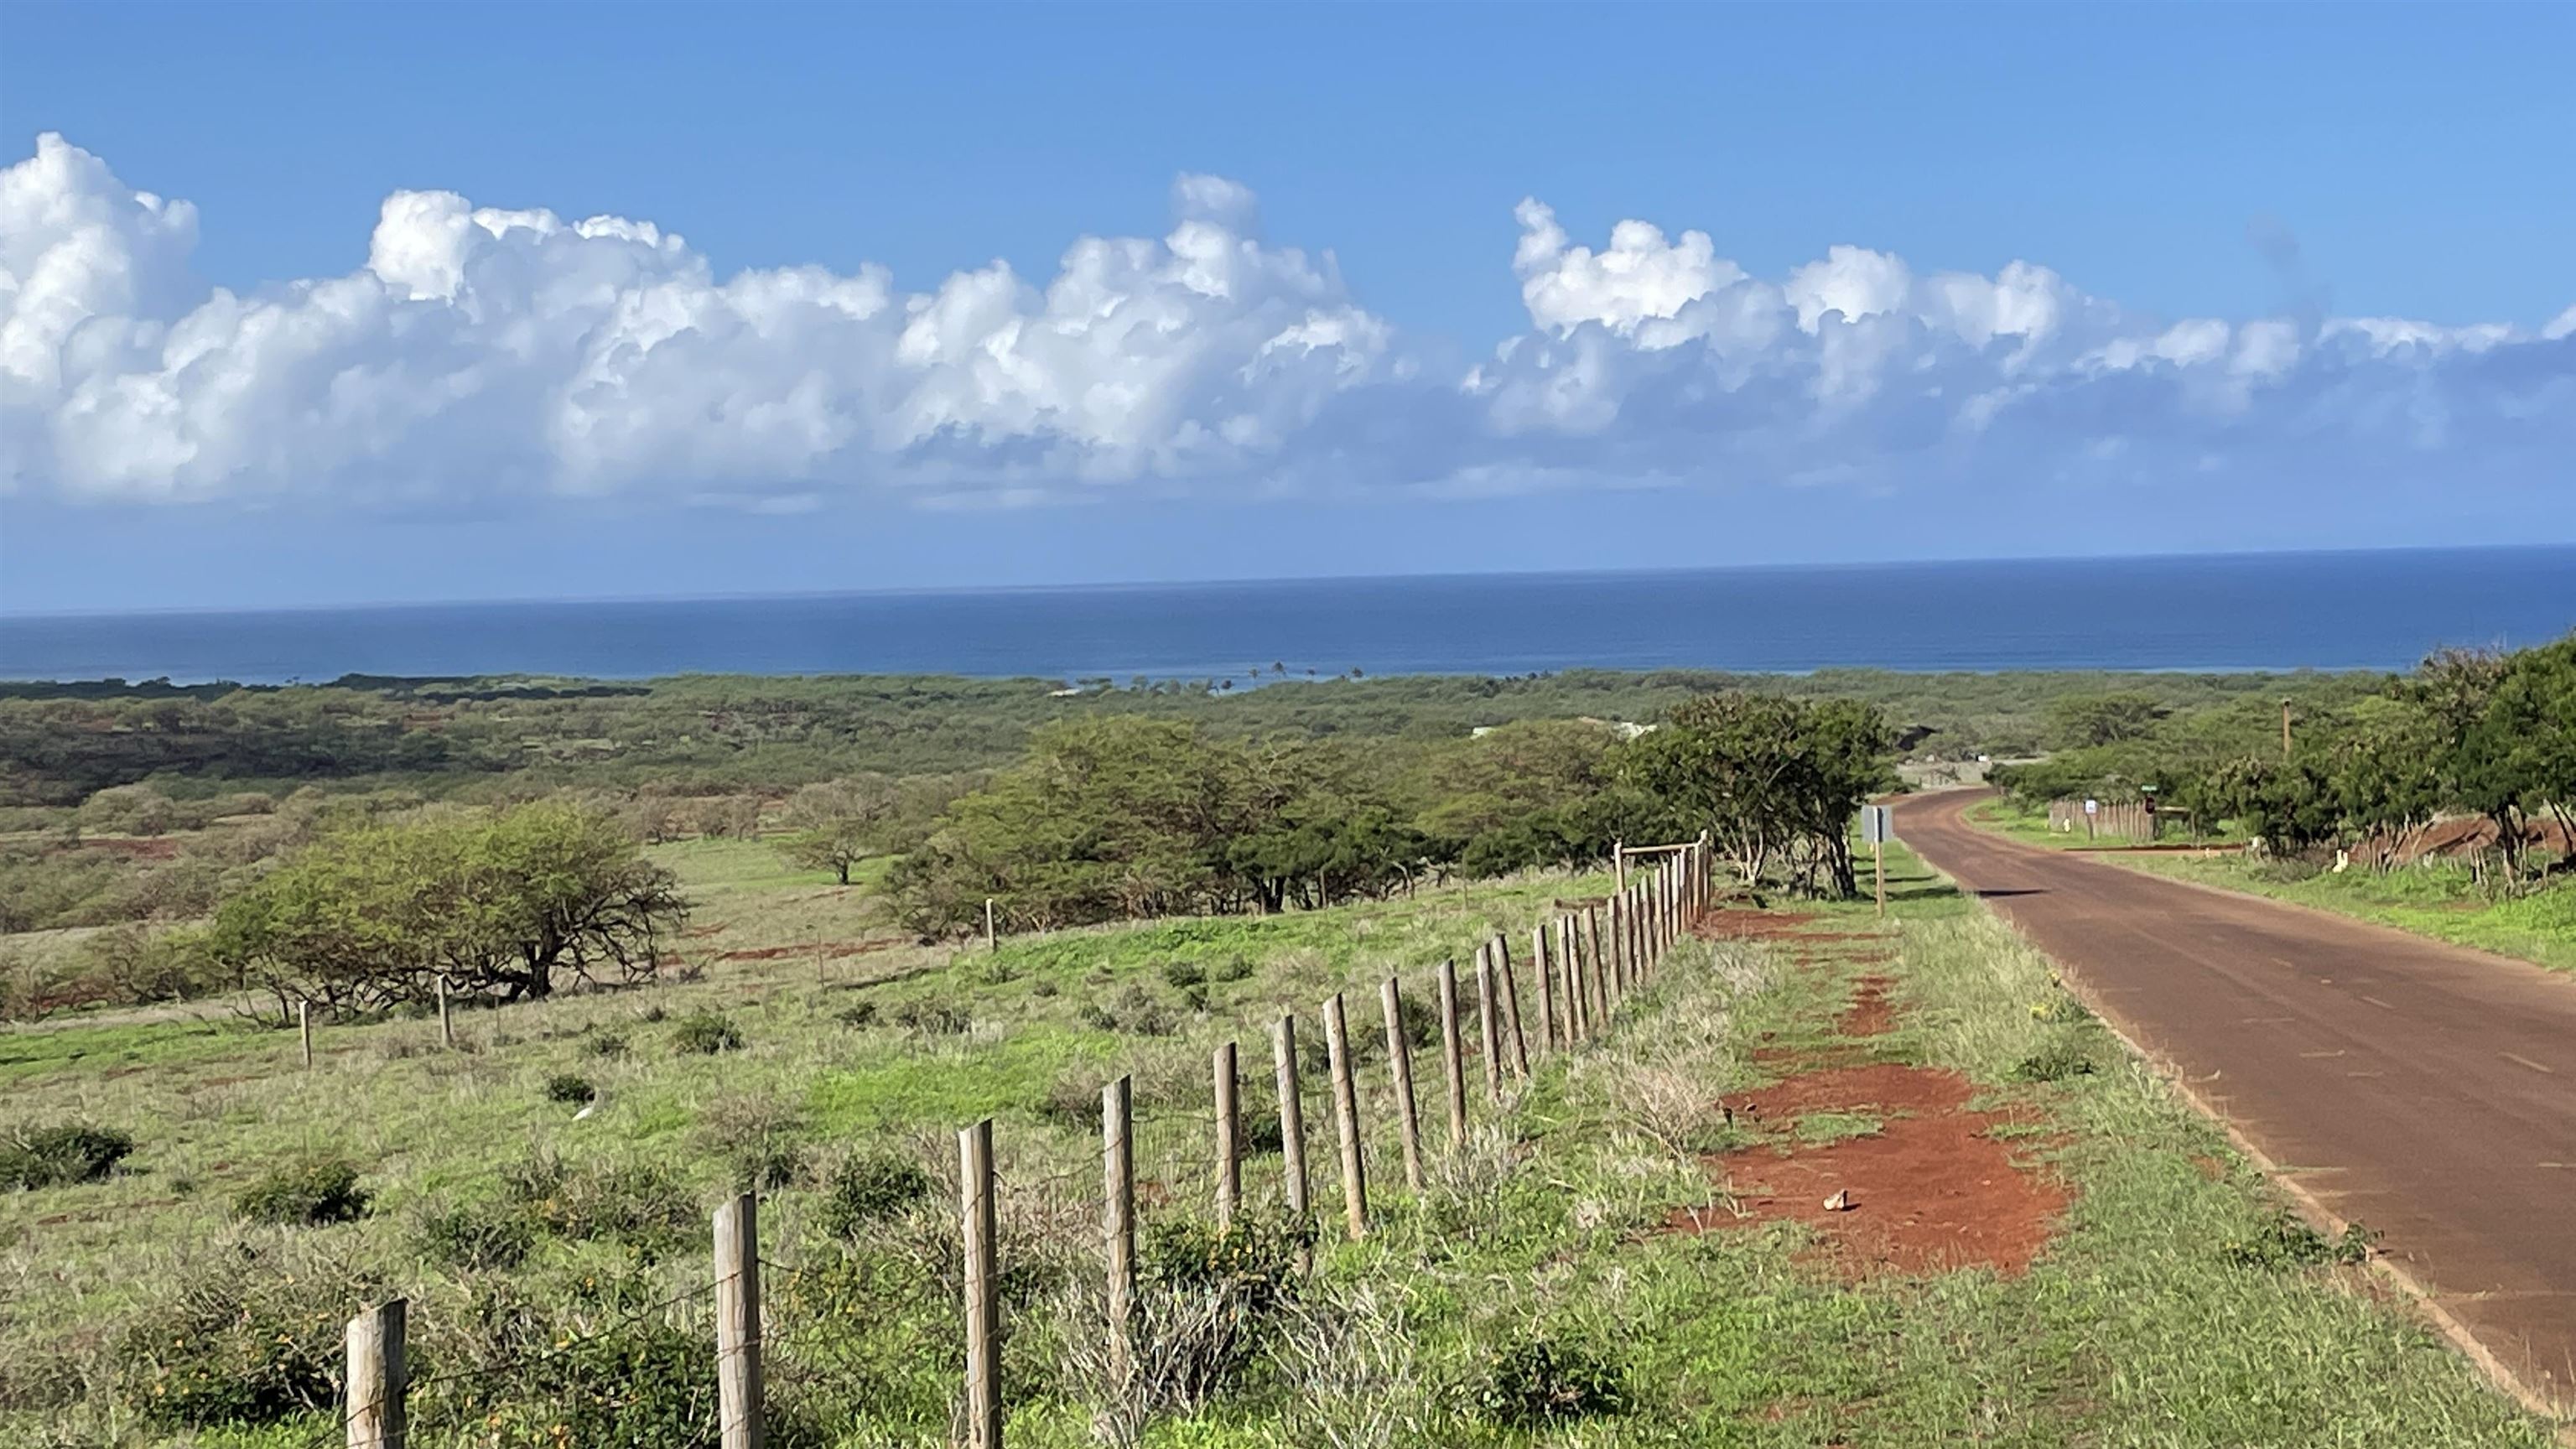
[814,1150,935,1239]
[1080,984,1176,1037]
[415,1196,538,1270]
[2007,1035,2096,1083]
[891,1000,970,1036]
[118,1245,382,1429]
[833,1000,879,1028]
[544,1072,598,1104]
[670,1011,742,1054]
[1467,1332,1628,1426]
[580,1029,631,1058]
[695,1097,810,1192]
[2222,1209,2377,1270]
[500,1151,695,1254]
[1160,959,1207,990]
[2,1122,135,1189]
[233,1156,369,1227]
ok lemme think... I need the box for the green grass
[0,838,2556,1446]
[2108,851,2576,975]
[1966,798,2576,975]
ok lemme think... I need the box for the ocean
[2,547,2570,685]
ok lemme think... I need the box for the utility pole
[2281,698,2293,761]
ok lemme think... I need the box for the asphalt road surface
[1896,790,2576,1416]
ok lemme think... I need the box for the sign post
[1861,806,1893,917]
[2082,797,2098,842]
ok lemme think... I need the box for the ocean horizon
[3,545,2571,686]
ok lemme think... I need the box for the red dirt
[1668,1062,2067,1280]
[714,939,901,963]
[1836,976,1896,1038]
[1692,908,1819,940]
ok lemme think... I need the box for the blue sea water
[2,548,2570,685]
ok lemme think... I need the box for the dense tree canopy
[203,802,686,1015]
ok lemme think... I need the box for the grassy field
[2,839,2555,1446]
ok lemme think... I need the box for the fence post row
[326,849,1723,1449]
[715,1194,764,1449]
[1323,993,1368,1239]
[1381,978,1426,1192]
[960,1121,1001,1449]
[345,1298,407,1449]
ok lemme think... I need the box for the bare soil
[1674,1062,2067,1280]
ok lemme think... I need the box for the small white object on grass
[572,1101,597,1121]
[1822,1188,1852,1212]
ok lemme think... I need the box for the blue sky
[2,1,2570,613]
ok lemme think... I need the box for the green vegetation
[0,823,2553,1445]
[2107,851,2576,974]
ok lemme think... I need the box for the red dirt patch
[1836,976,1896,1038]
[1693,908,1819,940]
[714,939,902,963]
[1670,1062,2067,1280]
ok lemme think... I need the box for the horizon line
[5,540,2571,624]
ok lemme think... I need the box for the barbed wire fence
[318,839,1711,1448]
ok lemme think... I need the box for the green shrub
[1160,959,1207,989]
[1208,953,1254,984]
[415,1197,538,1270]
[233,1156,369,1226]
[1469,1332,1628,1426]
[119,1245,379,1428]
[891,1000,970,1036]
[544,1072,598,1104]
[670,1011,742,1054]
[1140,1213,1306,1317]
[2222,1210,2377,1270]
[1079,984,1175,1036]
[424,1275,719,1449]
[2007,1035,2096,1083]
[833,1000,879,1028]
[580,1029,631,1058]
[2,1122,135,1189]
[501,1151,695,1254]
[814,1150,935,1239]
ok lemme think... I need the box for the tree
[1623,693,1893,897]
[782,776,899,885]
[205,802,687,1017]
[2045,692,2169,750]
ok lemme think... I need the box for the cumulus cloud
[2,132,2569,514]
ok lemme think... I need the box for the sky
[1,1,2571,614]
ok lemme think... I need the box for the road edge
[1907,790,2574,1435]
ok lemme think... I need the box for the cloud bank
[3,132,2569,514]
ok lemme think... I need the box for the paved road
[1897,790,2576,1415]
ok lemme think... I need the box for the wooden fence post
[1380,979,1426,1192]
[1436,960,1469,1146]
[714,1194,764,1449]
[1213,1041,1240,1228]
[1322,995,1367,1239]
[1532,923,1556,1052]
[344,1298,406,1449]
[1270,1019,1309,1265]
[435,977,453,1051]
[1566,915,1590,1041]
[1103,1077,1135,1354]
[1475,952,1503,1104]
[1495,936,1530,1078]
[1613,839,1627,894]
[299,1000,313,1069]
[1583,906,1606,1025]
[960,1120,1000,1449]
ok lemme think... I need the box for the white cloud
[3,132,2569,514]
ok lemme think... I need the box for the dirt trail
[1899,788,2576,1416]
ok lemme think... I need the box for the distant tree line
[1995,633,2576,876]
